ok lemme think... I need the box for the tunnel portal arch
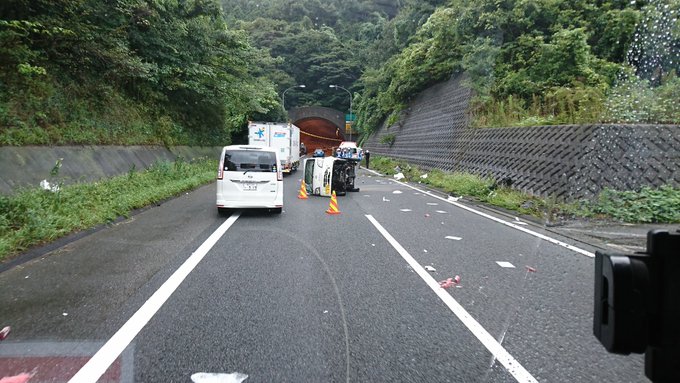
[288,106,347,154]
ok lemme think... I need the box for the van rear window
[224,150,277,172]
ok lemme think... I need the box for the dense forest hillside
[354,0,679,134]
[220,0,437,111]
[0,0,281,145]
[1,0,678,146]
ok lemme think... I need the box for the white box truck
[248,122,300,173]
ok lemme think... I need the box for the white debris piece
[447,196,460,202]
[382,196,390,202]
[40,179,60,192]
[399,209,412,212]
[393,172,405,180]
[191,372,249,383]
[445,236,462,241]
[427,202,438,206]
[423,249,428,253]
[514,217,528,225]
[392,190,403,194]
[424,265,436,272]
[420,173,428,179]
[435,210,447,214]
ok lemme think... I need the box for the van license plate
[243,184,257,191]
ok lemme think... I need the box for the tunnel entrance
[295,117,345,156]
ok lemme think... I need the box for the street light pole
[329,84,353,141]
[281,84,306,112]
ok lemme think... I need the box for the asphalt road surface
[0,167,646,382]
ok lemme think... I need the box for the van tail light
[217,155,224,180]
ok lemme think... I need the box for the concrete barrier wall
[0,146,221,195]
[363,74,680,200]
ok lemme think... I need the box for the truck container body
[248,122,300,173]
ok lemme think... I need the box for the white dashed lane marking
[496,261,516,268]
[366,215,538,383]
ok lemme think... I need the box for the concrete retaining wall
[364,75,680,200]
[0,146,221,195]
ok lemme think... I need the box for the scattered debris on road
[400,209,412,212]
[445,236,462,241]
[191,372,249,383]
[447,196,460,202]
[424,213,430,217]
[393,190,403,194]
[0,372,34,383]
[382,196,390,202]
[439,275,461,289]
[394,172,405,180]
[0,326,10,341]
[525,266,537,272]
[424,265,436,272]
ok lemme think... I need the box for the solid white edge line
[365,215,538,383]
[68,212,241,383]
[364,168,594,258]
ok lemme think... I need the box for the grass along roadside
[0,158,216,261]
[368,156,680,224]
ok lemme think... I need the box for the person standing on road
[365,150,370,169]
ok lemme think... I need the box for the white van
[216,145,283,214]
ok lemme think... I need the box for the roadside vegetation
[354,0,679,133]
[369,156,680,224]
[0,158,216,261]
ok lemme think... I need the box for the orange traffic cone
[325,190,341,215]
[297,180,308,199]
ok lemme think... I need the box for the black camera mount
[594,230,680,382]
